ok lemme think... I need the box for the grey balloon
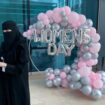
[60,11,66,16]
[73,82,82,90]
[102,77,105,84]
[98,71,105,77]
[92,53,99,59]
[69,82,75,90]
[71,72,81,82]
[91,89,102,100]
[46,80,53,88]
[71,63,78,69]
[74,58,79,63]
[86,19,93,27]
[36,21,44,29]
[69,82,82,90]
[81,85,92,95]
[45,68,52,73]
[70,70,77,75]
[46,72,51,77]
[53,77,61,87]
[67,75,72,81]
[46,24,51,29]
[62,16,68,22]
[83,45,89,51]
[60,21,68,27]
[45,68,53,73]
[83,52,92,60]
[54,69,60,76]
[63,65,71,74]
[52,24,60,30]
[29,25,34,29]
[100,84,105,94]
[81,77,90,85]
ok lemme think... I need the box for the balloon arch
[23,6,105,100]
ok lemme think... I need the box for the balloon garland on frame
[23,6,105,100]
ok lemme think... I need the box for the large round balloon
[23,6,104,100]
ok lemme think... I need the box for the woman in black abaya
[0,20,30,105]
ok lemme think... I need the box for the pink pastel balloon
[86,59,97,66]
[92,80,103,89]
[78,61,86,68]
[79,15,86,25]
[64,6,71,16]
[61,79,68,88]
[60,72,67,79]
[46,10,53,18]
[27,30,33,36]
[78,66,92,76]
[88,27,96,35]
[89,43,101,53]
[43,19,50,25]
[89,72,102,82]
[68,12,79,23]
[37,13,48,21]
[53,7,60,13]
[48,74,55,80]
[23,32,27,37]
[52,13,62,23]
[59,7,65,12]
[92,33,100,42]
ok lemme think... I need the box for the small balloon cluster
[23,6,105,100]
[45,66,105,100]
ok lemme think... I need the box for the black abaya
[0,21,30,105]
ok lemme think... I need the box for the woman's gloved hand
[0,62,7,67]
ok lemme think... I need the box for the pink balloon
[46,10,53,18]
[92,80,103,89]
[89,72,102,82]
[88,27,96,35]
[64,6,71,16]
[78,61,86,68]
[92,33,100,43]
[68,12,79,23]
[89,43,101,53]
[53,7,60,13]
[86,59,97,66]
[61,79,68,88]
[48,74,55,80]
[37,13,48,21]
[43,19,50,25]
[27,30,33,36]
[60,72,67,79]
[52,13,62,23]
[78,66,92,76]
[79,15,86,25]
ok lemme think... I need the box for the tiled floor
[29,72,105,105]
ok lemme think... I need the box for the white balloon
[83,52,92,60]
[91,89,102,100]
[54,69,60,76]
[81,85,92,95]
[46,80,53,88]
[81,77,90,85]
[63,65,71,73]
[71,72,81,82]
[67,75,72,81]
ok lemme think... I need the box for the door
[98,0,105,69]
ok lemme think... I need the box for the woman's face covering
[2,21,18,46]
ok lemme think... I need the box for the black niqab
[2,21,23,51]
